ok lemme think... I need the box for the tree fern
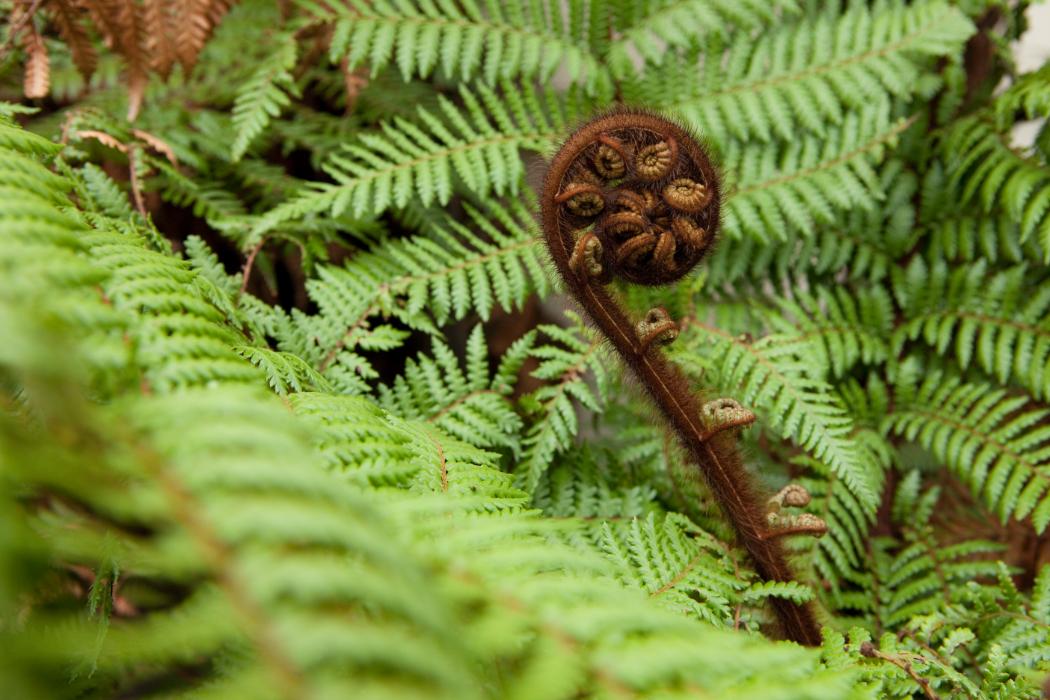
[516,317,609,493]
[945,114,1050,256]
[3,0,1050,695]
[607,0,801,78]
[893,257,1050,400]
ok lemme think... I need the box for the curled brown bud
[700,398,757,437]
[636,307,679,354]
[594,142,627,179]
[635,140,676,181]
[663,178,710,212]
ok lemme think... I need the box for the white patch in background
[1012,3,1050,147]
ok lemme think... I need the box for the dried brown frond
[22,25,50,98]
[8,0,236,115]
[75,128,128,152]
[84,0,149,119]
[175,0,231,74]
[83,0,123,51]
[114,0,148,119]
[340,58,368,113]
[14,0,51,99]
[46,0,97,80]
[131,128,177,165]
[142,0,177,79]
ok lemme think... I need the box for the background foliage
[1,0,1050,697]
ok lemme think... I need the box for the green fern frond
[945,114,1050,257]
[230,30,300,162]
[995,63,1050,128]
[721,102,909,243]
[270,197,548,393]
[796,456,876,607]
[705,158,915,285]
[320,0,607,89]
[628,0,973,143]
[377,325,532,453]
[607,0,800,78]
[767,285,893,379]
[677,320,881,509]
[233,345,333,395]
[251,81,589,234]
[516,317,609,494]
[892,258,1050,400]
[885,363,1050,531]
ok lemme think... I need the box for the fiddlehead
[541,109,824,646]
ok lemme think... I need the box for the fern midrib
[650,551,705,597]
[422,429,449,492]
[407,238,540,286]
[319,298,376,371]
[427,388,502,423]
[906,309,1050,337]
[730,115,917,198]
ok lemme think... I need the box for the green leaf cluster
[3,0,1050,697]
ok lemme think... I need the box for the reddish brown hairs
[541,109,824,647]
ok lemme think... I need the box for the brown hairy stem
[540,109,822,646]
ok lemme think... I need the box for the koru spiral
[543,110,720,288]
[541,110,824,647]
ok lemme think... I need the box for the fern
[2,0,1050,695]
[607,0,801,78]
[721,102,910,243]
[885,363,1050,532]
[625,1,973,143]
[945,114,1050,256]
[318,0,606,90]
[677,316,882,509]
[893,258,1050,400]
[251,81,591,234]
[376,325,531,454]
[230,29,300,162]
[516,317,610,494]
